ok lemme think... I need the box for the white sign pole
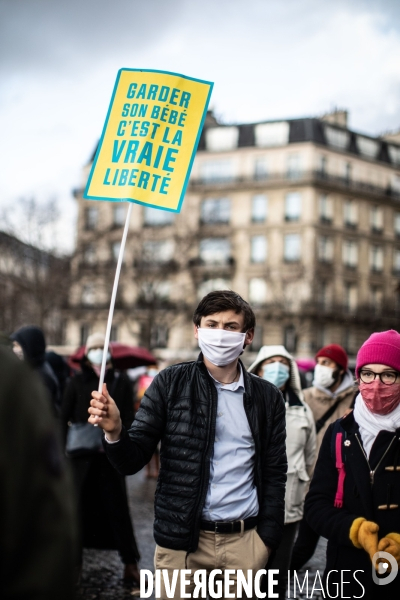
[93,201,132,424]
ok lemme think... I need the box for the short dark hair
[193,290,256,332]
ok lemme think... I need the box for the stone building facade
[64,110,400,364]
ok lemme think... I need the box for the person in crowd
[61,333,140,586]
[305,330,400,598]
[46,349,71,398]
[10,325,60,415]
[248,345,316,599]
[89,291,287,600]
[135,365,160,478]
[290,343,357,570]
[0,345,77,600]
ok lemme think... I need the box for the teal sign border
[83,68,214,213]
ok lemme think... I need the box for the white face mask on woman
[87,348,111,366]
[197,328,246,367]
[313,363,336,388]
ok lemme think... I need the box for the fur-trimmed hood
[248,345,303,401]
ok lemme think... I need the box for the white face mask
[87,348,111,366]
[197,328,246,367]
[313,363,335,388]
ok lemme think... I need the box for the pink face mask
[359,380,400,415]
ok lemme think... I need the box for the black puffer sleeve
[103,370,167,475]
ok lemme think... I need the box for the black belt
[200,516,258,534]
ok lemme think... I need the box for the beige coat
[248,345,316,523]
[303,372,357,461]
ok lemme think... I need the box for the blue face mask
[262,362,290,389]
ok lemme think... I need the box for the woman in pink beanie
[304,330,400,599]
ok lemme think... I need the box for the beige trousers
[154,528,269,599]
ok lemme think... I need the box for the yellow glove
[377,533,400,570]
[349,518,379,561]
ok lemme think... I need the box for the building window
[254,122,289,147]
[83,243,96,265]
[80,324,90,346]
[388,146,400,166]
[343,162,352,184]
[200,198,231,224]
[111,241,121,263]
[319,194,333,224]
[342,240,358,268]
[143,206,175,226]
[251,194,268,222]
[199,160,234,183]
[317,280,330,309]
[284,325,297,353]
[249,278,267,304]
[370,287,383,316]
[113,204,125,227]
[82,283,95,306]
[84,207,98,230]
[286,154,302,180]
[284,234,301,262]
[370,245,384,272]
[393,249,400,275]
[110,325,118,341]
[344,283,357,313]
[324,125,350,150]
[392,174,400,195]
[142,240,174,264]
[250,236,267,263]
[197,278,231,299]
[205,127,239,151]
[317,155,328,177]
[318,236,334,263]
[395,213,400,238]
[343,200,358,228]
[250,326,263,351]
[357,136,379,159]
[200,238,231,264]
[285,192,301,221]
[150,324,168,348]
[254,157,269,180]
[370,206,383,233]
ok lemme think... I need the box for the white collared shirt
[202,365,259,520]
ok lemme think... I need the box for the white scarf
[353,393,400,457]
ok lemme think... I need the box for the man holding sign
[89,290,287,599]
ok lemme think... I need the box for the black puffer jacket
[104,356,287,552]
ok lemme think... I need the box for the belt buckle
[215,521,221,533]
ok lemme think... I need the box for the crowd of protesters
[3,291,400,599]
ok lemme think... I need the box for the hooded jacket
[304,370,357,457]
[248,345,316,523]
[11,326,60,415]
[103,355,287,552]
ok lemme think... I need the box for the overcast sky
[1,0,400,252]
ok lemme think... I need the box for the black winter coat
[305,411,400,599]
[103,356,287,553]
[61,362,135,442]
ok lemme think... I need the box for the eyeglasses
[359,369,399,386]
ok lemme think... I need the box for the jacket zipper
[355,433,396,485]
[243,390,261,497]
[189,372,218,550]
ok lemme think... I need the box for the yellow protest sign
[84,69,213,212]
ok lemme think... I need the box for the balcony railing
[189,170,400,200]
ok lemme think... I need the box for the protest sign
[84,68,213,212]
[85,69,213,403]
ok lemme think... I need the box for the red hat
[356,330,400,377]
[315,344,348,371]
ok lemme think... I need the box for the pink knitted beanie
[356,330,400,377]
